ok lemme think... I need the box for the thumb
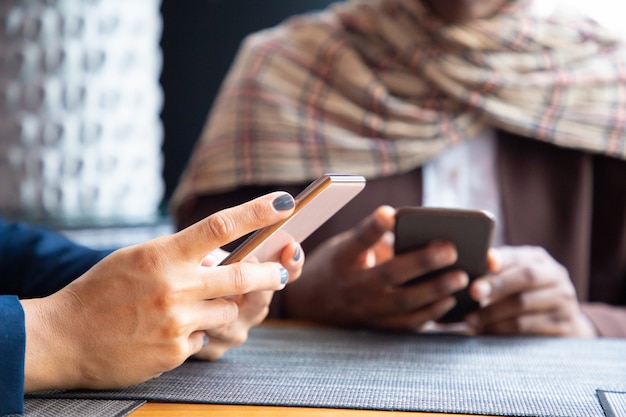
[337,205,396,262]
[173,192,295,262]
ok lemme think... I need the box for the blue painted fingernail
[273,194,295,211]
[203,335,209,347]
[280,267,289,285]
[293,246,301,261]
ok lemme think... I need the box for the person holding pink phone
[0,192,304,415]
[172,0,626,338]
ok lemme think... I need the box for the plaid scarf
[171,0,626,210]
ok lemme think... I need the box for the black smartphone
[220,174,366,265]
[394,206,496,323]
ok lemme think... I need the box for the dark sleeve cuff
[581,302,626,338]
[0,296,25,415]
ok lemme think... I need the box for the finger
[479,309,570,336]
[188,331,210,356]
[174,192,295,261]
[196,293,268,360]
[193,298,240,330]
[471,284,576,329]
[374,270,468,316]
[279,242,305,284]
[470,249,560,303]
[486,248,499,272]
[336,206,396,263]
[236,290,274,328]
[380,241,457,287]
[193,338,231,361]
[199,262,289,299]
[373,296,457,332]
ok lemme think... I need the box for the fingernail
[203,334,210,347]
[280,267,289,285]
[474,281,492,298]
[293,246,301,262]
[273,194,295,211]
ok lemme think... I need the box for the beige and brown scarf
[171,0,626,211]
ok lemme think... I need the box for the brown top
[175,132,626,337]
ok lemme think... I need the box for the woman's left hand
[193,243,304,360]
[466,246,597,337]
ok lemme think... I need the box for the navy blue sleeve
[0,218,113,298]
[0,296,25,415]
[0,218,113,414]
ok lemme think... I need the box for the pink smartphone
[394,206,496,323]
[219,174,366,265]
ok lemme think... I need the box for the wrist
[22,294,82,392]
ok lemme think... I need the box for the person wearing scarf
[171,0,626,337]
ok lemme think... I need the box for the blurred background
[0,0,622,248]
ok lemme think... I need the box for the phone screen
[220,174,366,265]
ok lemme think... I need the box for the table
[128,320,492,417]
[130,402,480,416]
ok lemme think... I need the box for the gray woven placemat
[23,399,144,417]
[28,325,626,417]
[598,390,626,417]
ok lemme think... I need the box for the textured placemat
[28,325,626,417]
[23,399,144,417]
[598,390,626,417]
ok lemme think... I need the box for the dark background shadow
[159,0,338,208]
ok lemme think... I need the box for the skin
[21,191,304,393]
[287,206,597,337]
[284,206,469,331]
[467,247,597,337]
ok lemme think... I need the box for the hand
[466,246,597,337]
[284,206,469,331]
[193,243,304,360]
[21,192,304,392]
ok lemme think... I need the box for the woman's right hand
[21,192,302,393]
[283,206,469,331]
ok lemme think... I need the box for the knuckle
[428,300,452,320]
[158,315,187,341]
[393,292,414,313]
[229,264,252,294]
[230,331,248,347]
[378,268,397,286]
[205,213,237,240]
[431,272,462,297]
[515,292,531,311]
[249,200,273,224]
[530,246,549,258]
[130,245,169,274]
[553,262,569,279]
[559,284,578,302]
[221,299,240,322]
[422,245,455,270]
[520,264,540,286]
[152,280,182,310]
